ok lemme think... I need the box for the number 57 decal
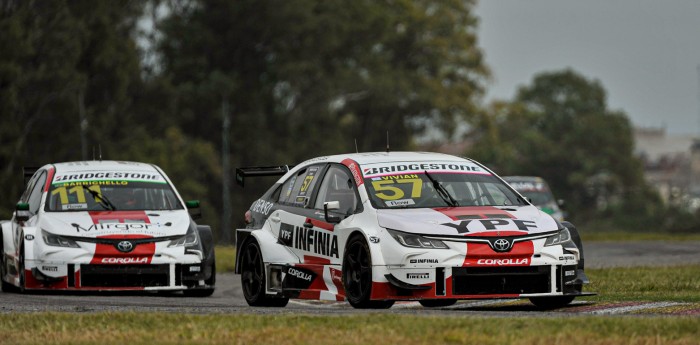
[371,178,422,201]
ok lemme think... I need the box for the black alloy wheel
[342,235,394,309]
[240,240,288,307]
[18,243,25,293]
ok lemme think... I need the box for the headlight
[544,228,572,246]
[387,229,448,249]
[42,229,80,248]
[168,229,199,248]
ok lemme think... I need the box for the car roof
[299,151,470,166]
[49,161,159,175]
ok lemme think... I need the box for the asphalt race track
[1,241,699,316]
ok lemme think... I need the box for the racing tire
[240,239,289,307]
[342,235,394,309]
[419,299,457,308]
[17,242,26,293]
[529,296,575,309]
[0,237,16,293]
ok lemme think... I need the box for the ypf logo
[489,238,513,252]
[116,240,134,253]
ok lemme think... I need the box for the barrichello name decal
[278,223,339,258]
[476,258,529,266]
[363,162,487,177]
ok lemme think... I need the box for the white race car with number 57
[1,161,215,296]
[235,152,593,309]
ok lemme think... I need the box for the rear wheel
[529,296,575,309]
[240,239,288,307]
[419,299,457,308]
[342,235,394,309]
[17,243,26,293]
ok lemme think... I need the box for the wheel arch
[234,229,298,274]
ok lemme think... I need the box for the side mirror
[323,201,341,224]
[15,202,30,222]
[186,200,202,220]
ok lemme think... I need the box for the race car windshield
[46,180,183,212]
[517,190,554,206]
[365,172,528,209]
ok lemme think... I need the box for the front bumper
[371,264,592,300]
[24,261,212,291]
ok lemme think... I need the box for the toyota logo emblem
[116,241,134,253]
[491,238,512,252]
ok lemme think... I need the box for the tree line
[1,0,692,241]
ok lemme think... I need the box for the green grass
[585,266,700,302]
[215,245,236,273]
[581,231,700,242]
[0,313,698,345]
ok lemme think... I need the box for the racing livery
[235,152,592,309]
[1,161,215,296]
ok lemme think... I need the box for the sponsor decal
[279,223,339,258]
[476,258,529,266]
[287,267,313,282]
[251,199,274,216]
[368,236,380,243]
[406,273,430,279]
[385,199,415,207]
[363,163,486,177]
[565,270,576,277]
[441,219,538,233]
[409,258,438,264]
[53,172,162,183]
[559,255,576,261]
[509,181,547,192]
[41,266,58,272]
[72,222,159,233]
[342,159,364,186]
[24,234,34,241]
[100,257,149,264]
[62,203,88,210]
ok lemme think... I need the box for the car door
[312,164,361,266]
[13,170,47,251]
[268,164,328,262]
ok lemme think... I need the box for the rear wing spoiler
[23,166,41,186]
[235,165,294,187]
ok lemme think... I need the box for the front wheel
[342,235,394,309]
[529,296,575,309]
[240,239,288,307]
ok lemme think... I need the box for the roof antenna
[92,146,96,161]
[98,144,102,161]
[386,131,390,153]
[354,138,359,153]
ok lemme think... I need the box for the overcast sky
[474,0,700,135]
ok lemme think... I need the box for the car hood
[39,210,190,238]
[376,206,559,236]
